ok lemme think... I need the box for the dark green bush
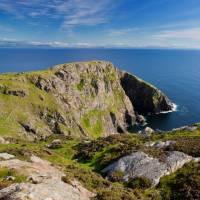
[109,170,125,182]
[165,137,200,157]
[126,177,152,190]
[158,162,200,200]
[63,165,111,191]
[93,187,138,200]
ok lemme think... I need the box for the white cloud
[107,28,139,36]
[0,38,69,48]
[0,38,97,48]
[153,27,200,40]
[0,0,115,30]
[60,0,114,30]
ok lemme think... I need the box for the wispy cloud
[107,28,139,36]
[59,0,115,30]
[0,38,69,48]
[153,27,200,40]
[0,0,116,30]
[0,38,98,48]
[2,37,200,49]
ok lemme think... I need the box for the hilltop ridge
[0,61,172,140]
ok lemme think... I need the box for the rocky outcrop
[145,140,176,148]
[46,139,62,149]
[103,151,199,186]
[0,154,94,200]
[0,153,15,160]
[0,136,9,144]
[140,127,154,136]
[0,85,27,97]
[0,61,173,139]
[171,124,198,132]
[119,71,173,114]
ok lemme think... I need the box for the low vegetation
[0,167,26,189]
[0,125,200,199]
[158,162,200,200]
[165,137,200,157]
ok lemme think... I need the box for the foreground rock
[103,151,199,186]
[0,61,173,140]
[0,153,15,160]
[0,154,94,200]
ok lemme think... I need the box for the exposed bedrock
[102,151,199,186]
[119,71,173,114]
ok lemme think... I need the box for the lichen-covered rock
[0,155,94,200]
[102,151,196,186]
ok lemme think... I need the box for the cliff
[0,61,172,140]
[119,72,173,114]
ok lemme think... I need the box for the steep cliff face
[119,72,173,114]
[0,61,172,140]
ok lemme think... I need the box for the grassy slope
[0,61,129,139]
[0,69,60,139]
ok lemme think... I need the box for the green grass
[74,134,145,171]
[76,79,85,91]
[0,71,64,139]
[0,167,27,189]
[0,135,80,165]
[81,109,105,139]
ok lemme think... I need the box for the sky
[1,0,200,48]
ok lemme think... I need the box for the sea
[0,48,200,131]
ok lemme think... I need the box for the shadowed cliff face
[0,61,172,140]
[119,72,173,114]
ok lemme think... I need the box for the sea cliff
[0,61,172,140]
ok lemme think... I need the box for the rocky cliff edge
[0,61,173,140]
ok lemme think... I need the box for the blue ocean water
[0,48,200,131]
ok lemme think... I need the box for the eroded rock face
[0,85,27,97]
[102,151,197,186]
[119,72,173,114]
[30,61,172,138]
[0,154,94,200]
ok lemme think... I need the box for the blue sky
[1,0,200,48]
